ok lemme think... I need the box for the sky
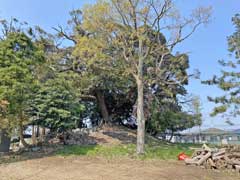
[0,0,239,130]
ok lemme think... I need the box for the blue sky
[0,0,239,130]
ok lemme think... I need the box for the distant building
[177,128,240,145]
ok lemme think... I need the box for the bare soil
[0,156,239,180]
[1,127,239,180]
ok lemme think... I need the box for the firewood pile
[185,144,240,171]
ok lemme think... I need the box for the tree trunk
[19,121,28,148]
[96,90,110,124]
[0,129,11,152]
[36,125,40,137]
[32,125,36,145]
[40,127,46,142]
[168,131,174,142]
[136,77,145,154]
[42,127,46,136]
[136,36,146,154]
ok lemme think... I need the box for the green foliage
[0,20,87,136]
[191,96,202,126]
[203,14,240,117]
[147,95,202,136]
[31,74,85,131]
[148,107,196,136]
[0,31,44,131]
[0,2,210,148]
[68,2,195,135]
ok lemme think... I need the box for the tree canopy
[0,25,45,146]
[0,1,212,154]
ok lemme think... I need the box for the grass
[56,143,199,160]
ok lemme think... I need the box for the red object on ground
[178,152,189,160]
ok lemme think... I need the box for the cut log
[191,149,203,158]
[228,153,240,158]
[224,155,240,165]
[216,159,228,169]
[184,158,198,165]
[202,144,212,152]
[192,153,205,161]
[212,155,225,160]
[212,149,226,157]
[208,158,216,168]
[196,152,212,166]
[235,165,240,172]
[184,144,240,172]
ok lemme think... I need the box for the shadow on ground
[0,145,62,164]
[103,131,136,144]
[0,144,99,165]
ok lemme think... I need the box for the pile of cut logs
[185,144,240,171]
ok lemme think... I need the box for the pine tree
[203,14,240,117]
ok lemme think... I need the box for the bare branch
[128,0,138,30]
[168,21,201,51]
[53,25,77,44]
[79,95,96,101]
[151,0,172,29]
[112,0,131,26]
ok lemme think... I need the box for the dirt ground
[0,156,239,180]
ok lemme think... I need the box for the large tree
[52,10,136,125]
[203,14,240,118]
[0,19,45,147]
[81,0,211,154]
